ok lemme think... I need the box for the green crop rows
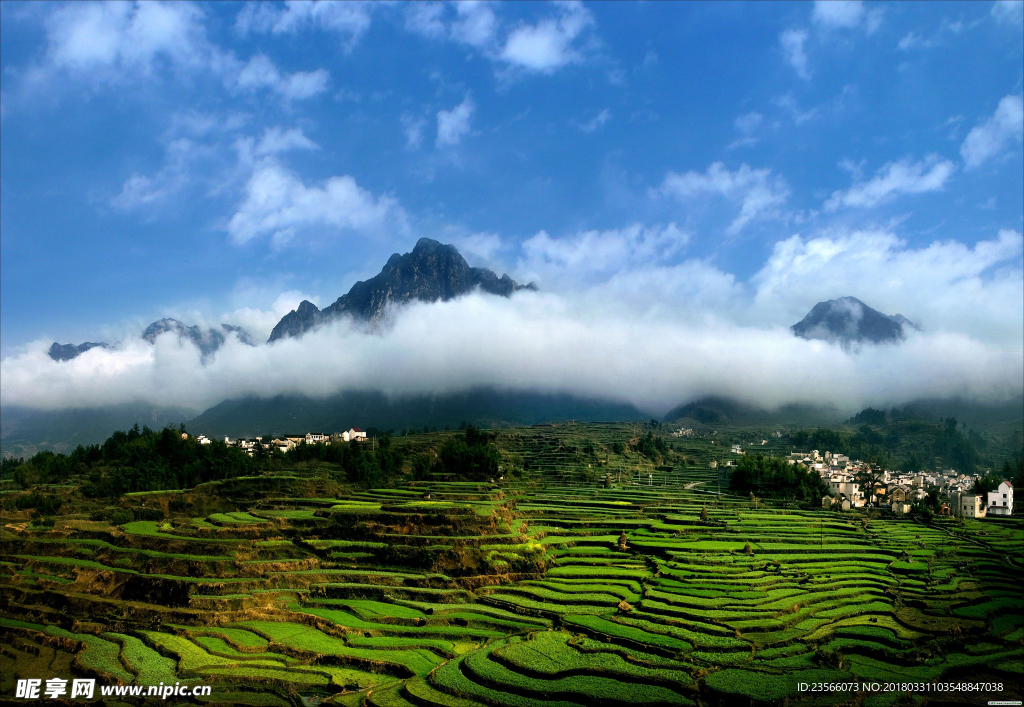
[1,422,1021,705]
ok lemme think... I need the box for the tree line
[729,453,829,502]
[0,424,408,496]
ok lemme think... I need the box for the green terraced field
[1,422,1021,705]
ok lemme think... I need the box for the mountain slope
[0,404,198,457]
[791,296,916,345]
[185,389,644,438]
[663,396,844,427]
[268,238,535,342]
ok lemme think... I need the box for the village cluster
[788,448,1013,517]
[186,429,368,455]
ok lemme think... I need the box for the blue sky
[1,1,1022,413]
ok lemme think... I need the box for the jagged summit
[791,296,918,346]
[49,320,255,363]
[143,319,256,357]
[268,238,536,342]
[47,342,110,362]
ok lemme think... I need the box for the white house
[730,444,743,454]
[196,435,211,445]
[306,432,329,445]
[987,480,1014,516]
[343,427,367,442]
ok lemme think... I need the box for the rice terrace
[1,421,1021,706]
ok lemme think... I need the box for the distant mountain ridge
[663,396,843,427]
[48,319,255,362]
[268,238,536,342]
[47,342,110,361]
[791,296,918,346]
[142,319,256,358]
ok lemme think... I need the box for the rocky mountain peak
[791,296,918,346]
[268,238,536,342]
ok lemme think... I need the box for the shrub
[813,647,844,669]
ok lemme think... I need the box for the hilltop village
[188,429,369,455]
[709,440,1015,519]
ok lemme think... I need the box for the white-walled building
[305,432,329,445]
[828,477,865,507]
[957,493,987,518]
[987,481,1014,516]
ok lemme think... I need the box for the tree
[855,464,885,504]
[432,427,500,481]
[700,506,709,522]
[972,473,1003,494]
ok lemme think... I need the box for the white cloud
[897,31,933,51]
[812,0,864,28]
[991,0,1024,24]
[405,2,497,47]
[4,227,1020,415]
[4,271,1020,414]
[235,0,373,50]
[111,138,210,211]
[223,289,322,343]
[518,224,690,287]
[402,113,426,150]
[499,1,594,74]
[451,1,498,47]
[779,28,810,80]
[824,155,955,210]
[13,0,220,96]
[436,95,475,148]
[812,0,882,33]
[728,111,763,149]
[734,111,763,135]
[960,94,1024,169]
[254,126,318,156]
[43,1,209,79]
[405,2,447,38]
[658,163,790,235]
[226,161,407,245]
[838,158,866,182]
[572,108,611,133]
[752,228,1024,347]
[773,93,820,125]
[450,232,505,263]
[403,1,593,77]
[236,54,329,101]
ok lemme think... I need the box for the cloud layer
[4,229,1020,416]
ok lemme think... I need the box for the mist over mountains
[45,238,536,360]
[3,233,1020,457]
